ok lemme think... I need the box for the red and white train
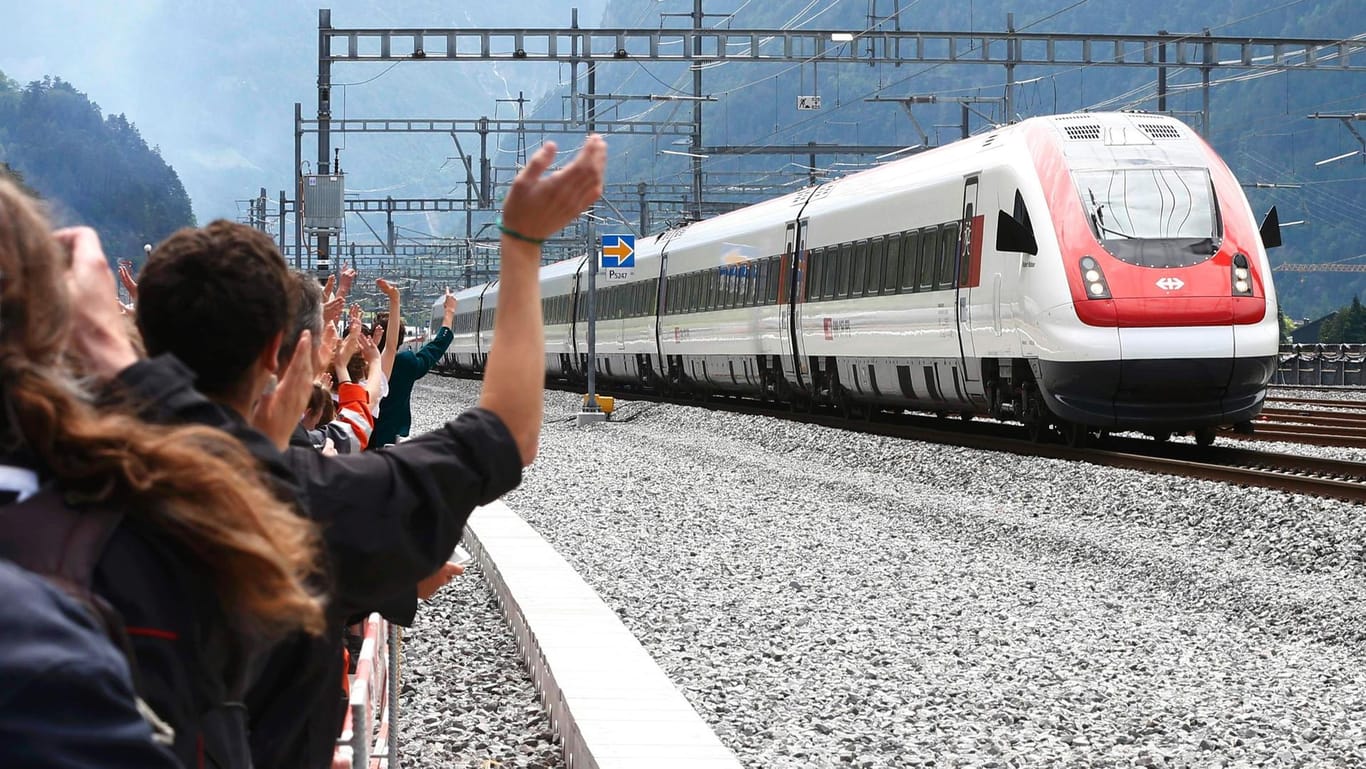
[436,112,1282,445]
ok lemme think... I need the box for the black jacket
[94,517,255,769]
[116,355,522,769]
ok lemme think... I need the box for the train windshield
[1073,167,1220,268]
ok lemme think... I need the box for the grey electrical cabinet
[302,174,344,234]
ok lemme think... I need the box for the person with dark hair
[135,220,294,407]
[0,179,327,768]
[369,287,458,448]
[121,134,607,769]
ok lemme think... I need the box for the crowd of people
[0,134,606,768]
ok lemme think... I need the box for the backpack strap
[0,487,123,609]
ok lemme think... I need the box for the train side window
[814,247,825,297]
[836,243,853,298]
[882,236,901,295]
[867,237,885,295]
[938,222,960,290]
[751,261,764,306]
[851,240,868,297]
[806,248,822,300]
[917,228,937,290]
[900,231,919,291]
[702,270,714,311]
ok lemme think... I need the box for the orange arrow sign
[603,241,633,261]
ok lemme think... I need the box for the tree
[0,76,194,261]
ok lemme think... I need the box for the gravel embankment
[404,376,1366,768]
[397,558,562,769]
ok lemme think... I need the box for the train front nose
[1043,320,1278,434]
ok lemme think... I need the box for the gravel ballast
[404,377,1366,768]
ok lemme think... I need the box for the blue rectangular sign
[601,234,636,269]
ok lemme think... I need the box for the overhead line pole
[317,8,333,275]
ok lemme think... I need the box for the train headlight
[1231,253,1253,296]
[1079,256,1111,299]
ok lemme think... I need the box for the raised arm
[334,306,362,384]
[359,331,384,410]
[378,278,402,379]
[412,290,457,373]
[442,288,456,330]
[479,135,606,465]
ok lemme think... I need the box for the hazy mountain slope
[0,74,194,259]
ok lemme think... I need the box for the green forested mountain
[0,73,194,262]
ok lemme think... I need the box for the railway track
[1233,396,1366,448]
[439,369,1366,504]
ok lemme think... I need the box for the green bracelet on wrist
[496,220,546,246]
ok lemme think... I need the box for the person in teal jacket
[369,289,456,449]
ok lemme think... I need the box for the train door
[570,262,586,376]
[956,176,982,387]
[653,247,669,380]
[779,219,809,391]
